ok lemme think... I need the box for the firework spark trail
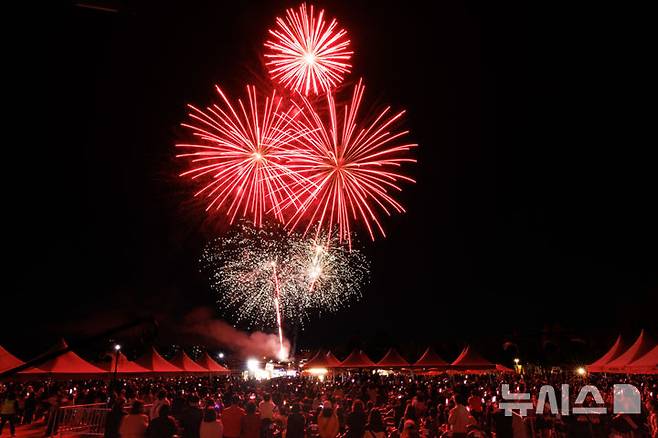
[270,262,285,359]
[177,85,312,227]
[201,223,369,332]
[280,79,417,247]
[265,3,352,96]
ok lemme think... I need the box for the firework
[201,223,369,330]
[176,85,309,227]
[282,79,417,246]
[264,3,353,96]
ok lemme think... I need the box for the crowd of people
[0,371,657,438]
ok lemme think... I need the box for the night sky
[3,1,656,363]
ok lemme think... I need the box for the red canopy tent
[450,346,495,371]
[169,351,209,373]
[104,352,150,374]
[628,345,658,374]
[303,350,342,368]
[21,340,106,376]
[135,347,183,373]
[377,348,410,368]
[603,330,655,373]
[495,364,515,373]
[0,346,24,373]
[588,335,627,372]
[196,353,230,374]
[338,349,376,368]
[413,347,449,368]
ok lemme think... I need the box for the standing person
[147,405,178,438]
[241,402,260,438]
[400,420,419,438]
[200,407,224,438]
[0,392,19,437]
[258,394,275,438]
[363,408,386,438]
[120,400,149,438]
[180,396,203,438]
[286,404,306,438]
[447,394,474,438]
[105,399,126,438]
[647,399,658,438]
[223,396,246,438]
[22,388,36,425]
[150,391,171,420]
[317,401,339,438]
[345,400,367,438]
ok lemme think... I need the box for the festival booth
[587,335,627,373]
[0,345,24,374]
[195,352,230,375]
[103,352,150,375]
[134,347,183,374]
[301,350,342,378]
[601,330,655,374]
[376,348,410,368]
[337,349,376,368]
[449,345,496,373]
[19,339,107,378]
[169,351,210,373]
[413,347,449,370]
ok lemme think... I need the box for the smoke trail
[179,307,290,359]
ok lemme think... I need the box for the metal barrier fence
[46,403,109,437]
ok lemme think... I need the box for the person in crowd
[22,387,36,425]
[241,401,260,438]
[222,395,246,438]
[647,398,658,438]
[285,403,306,438]
[150,390,171,420]
[400,420,418,438]
[200,407,224,438]
[345,400,367,438]
[447,394,474,438]
[0,392,19,437]
[180,395,203,438]
[398,402,417,433]
[317,401,339,438]
[120,400,149,438]
[363,408,386,438]
[147,404,177,438]
[105,398,126,438]
[258,393,275,438]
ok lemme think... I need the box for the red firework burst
[283,79,417,245]
[177,85,309,227]
[264,3,353,96]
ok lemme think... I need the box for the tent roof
[196,353,230,374]
[304,350,342,368]
[413,347,449,367]
[0,346,24,373]
[588,335,627,371]
[338,349,376,368]
[628,345,658,373]
[30,340,106,375]
[377,348,410,367]
[104,352,150,374]
[169,351,209,373]
[495,364,515,373]
[134,347,183,373]
[604,330,655,371]
[451,345,495,369]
